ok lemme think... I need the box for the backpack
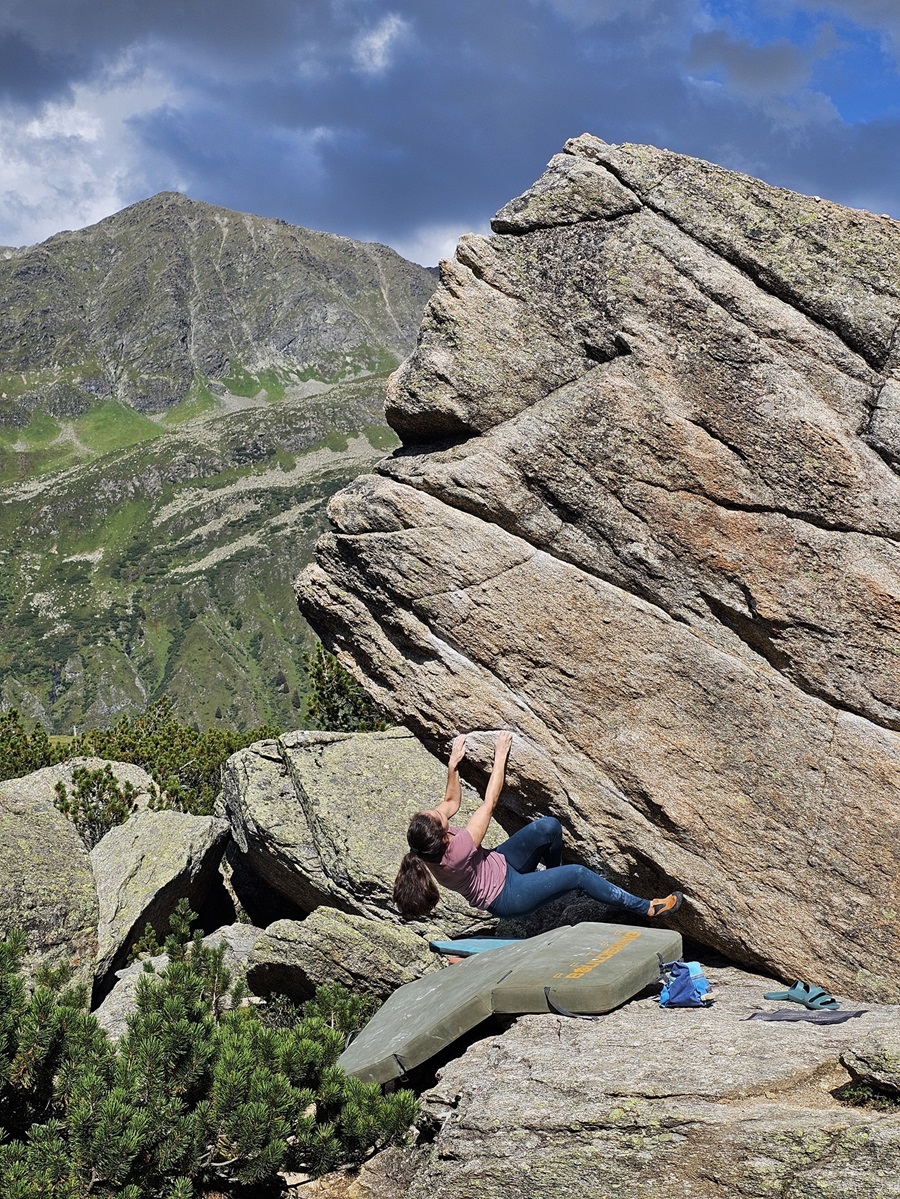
[658,958,713,1008]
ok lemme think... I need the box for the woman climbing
[393,730,684,921]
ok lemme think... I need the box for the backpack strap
[543,986,607,1022]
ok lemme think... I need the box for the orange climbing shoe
[648,891,683,918]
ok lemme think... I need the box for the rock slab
[353,968,900,1199]
[246,909,438,1002]
[0,764,99,986]
[297,135,900,1000]
[91,809,230,983]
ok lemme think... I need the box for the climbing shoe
[648,891,684,918]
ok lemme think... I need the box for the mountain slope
[1,377,398,732]
[0,195,436,731]
[0,192,436,427]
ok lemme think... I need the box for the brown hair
[393,812,445,919]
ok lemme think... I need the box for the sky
[1,0,900,264]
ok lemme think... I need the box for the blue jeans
[488,817,651,918]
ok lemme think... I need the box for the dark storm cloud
[686,28,830,95]
[0,30,75,104]
[0,0,317,66]
[119,0,711,240]
[2,0,900,257]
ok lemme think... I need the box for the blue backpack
[658,959,713,1008]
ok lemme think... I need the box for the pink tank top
[426,828,508,909]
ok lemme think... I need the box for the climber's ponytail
[393,851,440,919]
[393,811,446,919]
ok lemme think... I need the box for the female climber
[393,730,683,921]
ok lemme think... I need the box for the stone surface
[91,809,230,983]
[297,135,900,1001]
[353,966,900,1199]
[221,727,502,936]
[246,908,438,1002]
[842,1038,900,1096]
[93,921,263,1039]
[0,764,99,986]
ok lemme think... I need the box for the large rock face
[297,135,900,1001]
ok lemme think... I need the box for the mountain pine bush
[0,930,417,1197]
[0,708,64,779]
[53,764,140,849]
[302,642,388,733]
[0,697,279,820]
[72,696,280,816]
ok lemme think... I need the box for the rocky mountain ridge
[0,191,436,428]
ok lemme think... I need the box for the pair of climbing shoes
[763,981,839,1010]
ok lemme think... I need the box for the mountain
[1,378,398,732]
[0,195,437,731]
[0,190,435,433]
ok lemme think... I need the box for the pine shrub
[0,699,279,823]
[71,696,280,816]
[302,642,388,733]
[0,709,61,780]
[0,930,417,1197]
[53,765,140,849]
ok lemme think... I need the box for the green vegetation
[160,380,220,425]
[303,642,388,733]
[0,409,81,482]
[835,1079,900,1111]
[0,698,278,828]
[53,765,140,849]
[0,381,397,733]
[0,709,58,779]
[73,696,280,815]
[0,410,61,449]
[220,362,263,398]
[0,927,417,1197]
[73,401,162,455]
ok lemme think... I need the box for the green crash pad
[429,937,522,956]
[340,922,682,1083]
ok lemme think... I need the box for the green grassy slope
[0,378,399,733]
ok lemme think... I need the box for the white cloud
[0,58,181,246]
[352,13,410,75]
[388,219,492,268]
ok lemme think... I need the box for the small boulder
[222,727,500,935]
[0,766,99,987]
[91,809,230,985]
[246,909,438,1002]
[841,1036,900,1096]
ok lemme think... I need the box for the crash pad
[429,937,522,956]
[339,922,682,1083]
